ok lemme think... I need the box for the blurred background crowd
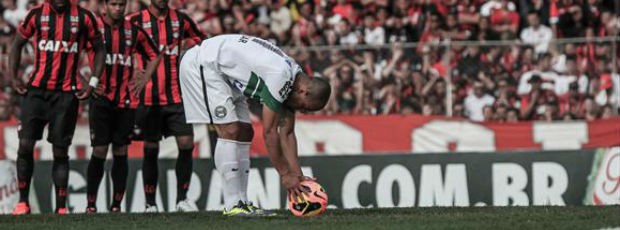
[0,0,619,122]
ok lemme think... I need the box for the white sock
[237,142,251,203]
[214,138,241,211]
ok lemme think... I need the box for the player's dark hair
[307,77,331,111]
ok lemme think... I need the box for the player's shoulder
[127,9,148,21]
[76,5,92,15]
[22,3,44,18]
[173,9,190,19]
[94,14,105,27]
[129,20,149,35]
[28,4,44,12]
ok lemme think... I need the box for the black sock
[175,148,193,203]
[142,147,159,206]
[52,156,69,209]
[111,155,128,208]
[208,127,218,157]
[86,155,105,208]
[16,148,34,203]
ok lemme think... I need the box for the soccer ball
[288,181,328,217]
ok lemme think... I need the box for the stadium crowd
[0,0,619,122]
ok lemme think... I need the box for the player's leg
[14,90,48,215]
[211,122,246,214]
[178,51,251,215]
[233,98,275,216]
[232,96,253,205]
[51,146,70,214]
[109,144,128,212]
[136,105,163,212]
[86,98,113,213]
[237,122,252,204]
[14,139,37,215]
[143,140,159,211]
[161,104,196,211]
[108,108,135,212]
[86,145,108,213]
[172,134,196,211]
[48,91,80,214]
[208,102,260,215]
[179,61,249,215]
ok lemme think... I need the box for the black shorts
[134,104,193,142]
[18,88,79,147]
[89,97,136,147]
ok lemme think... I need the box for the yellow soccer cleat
[223,201,253,217]
[246,202,278,217]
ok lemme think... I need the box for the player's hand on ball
[288,180,328,217]
[281,173,300,189]
[282,174,309,198]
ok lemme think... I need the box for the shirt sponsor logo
[106,53,132,66]
[38,40,78,53]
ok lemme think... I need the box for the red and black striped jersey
[18,3,101,92]
[87,16,160,109]
[129,7,206,106]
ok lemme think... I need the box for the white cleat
[176,200,199,212]
[144,204,158,213]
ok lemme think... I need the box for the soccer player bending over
[179,34,331,216]
[84,0,161,213]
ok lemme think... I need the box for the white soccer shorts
[179,47,251,124]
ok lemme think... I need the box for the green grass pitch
[1,206,618,230]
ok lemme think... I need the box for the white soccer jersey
[195,34,301,112]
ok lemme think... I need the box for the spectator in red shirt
[520,74,559,120]
[332,0,353,20]
[559,82,585,117]
[489,0,520,38]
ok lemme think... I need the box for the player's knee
[18,139,36,155]
[92,146,109,159]
[111,145,128,156]
[215,123,242,140]
[175,135,194,150]
[52,145,69,158]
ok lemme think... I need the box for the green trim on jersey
[243,72,283,113]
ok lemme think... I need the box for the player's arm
[278,108,303,177]
[262,106,305,195]
[181,12,206,47]
[9,32,29,95]
[77,11,105,99]
[262,106,288,176]
[10,8,37,95]
[131,26,163,95]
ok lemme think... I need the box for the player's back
[198,34,293,77]
[195,34,298,106]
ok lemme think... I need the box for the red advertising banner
[0,115,619,159]
[249,115,620,156]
